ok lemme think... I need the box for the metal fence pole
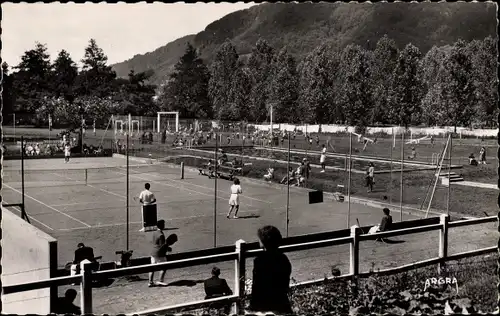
[81,263,93,314]
[400,131,404,222]
[347,132,352,228]
[349,226,359,276]
[438,214,449,274]
[126,133,130,251]
[21,136,25,213]
[446,135,452,215]
[286,133,290,237]
[214,133,218,248]
[234,239,246,314]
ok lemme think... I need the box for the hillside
[111,2,497,86]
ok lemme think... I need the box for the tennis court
[2,156,422,267]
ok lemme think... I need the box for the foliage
[438,39,478,131]
[248,39,276,122]
[371,35,398,124]
[298,44,340,124]
[74,39,117,98]
[156,43,211,119]
[208,40,240,121]
[268,48,300,123]
[338,44,373,128]
[389,43,425,127]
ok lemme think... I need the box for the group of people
[469,146,487,166]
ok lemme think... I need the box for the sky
[1,2,257,67]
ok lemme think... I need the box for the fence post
[234,239,246,314]
[180,162,185,179]
[80,262,93,314]
[349,226,360,276]
[438,214,449,274]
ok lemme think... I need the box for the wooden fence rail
[2,214,497,315]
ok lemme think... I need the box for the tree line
[4,36,497,131]
[157,35,497,130]
[2,39,158,129]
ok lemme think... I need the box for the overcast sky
[2,2,257,67]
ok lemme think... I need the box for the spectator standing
[64,142,71,163]
[367,162,375,193]
[320,144,327,173]
[302,158,311,181]
[149,220,169,287]
[479,147,486,164]
[249,226,292,314]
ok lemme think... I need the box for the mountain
[111,2,497,86]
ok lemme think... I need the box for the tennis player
[227,178,242,219]
[320,144,327,173]
[64,142,71,163]
[139,183,157,206]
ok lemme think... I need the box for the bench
[199,163,243,180]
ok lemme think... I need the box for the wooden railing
[2,214,497,315]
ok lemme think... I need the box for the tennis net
[2,163,183,188]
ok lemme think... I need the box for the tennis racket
[133,196,140,203]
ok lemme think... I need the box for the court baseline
[2,183,91,228]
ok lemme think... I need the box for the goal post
[157,111,179,133]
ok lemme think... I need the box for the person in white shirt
[227,178,243,219]
[64,143,71,163]
[320,144,327,173]
[367,162,375,193]
[139,183,157,206]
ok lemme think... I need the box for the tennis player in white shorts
[227,178,242,219]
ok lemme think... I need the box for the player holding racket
[138,183,156,206]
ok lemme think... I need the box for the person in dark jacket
[249,225,292,314]
[376,208,393,242]
[204,266,233,299]
[55,289,81,315]
[71,243,98,276]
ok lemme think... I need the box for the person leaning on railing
[248,225,293,315]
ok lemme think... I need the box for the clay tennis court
[2,156,424,266]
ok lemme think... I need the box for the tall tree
[467,36,498,127]
[338,44,373,128]
[268,48,300,123]
[298,44,339,124]
[2,62,16,121]
[51,49,78,100]
[156,43,211,118]
[74,39,117,98]
[227,61,252,121]
[420,45,451,126]
[208,40,240,121]
[248,39,275,122]
[439,39,477,131]
[12,42,53,114]
[371,35,398,124]
[389,43,424,128]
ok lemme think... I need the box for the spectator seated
[263,168,275,181]
[469,153,478,166]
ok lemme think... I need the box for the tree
[438,39,477,131]
[74,39,117,97]
[298,44,339,124]
[208,40,240,121]
[420,45,451,126]
[371,35,398,124]
[2,62,16,121]
[12,42,53,114]
[467,36,498,127]
[389,43,424,128]
[156,43,211,118]
[268,48,300,123]
[248,39,275,122]
[227,61,252,121]
[338,44,373,128]
[51,50,78,100]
